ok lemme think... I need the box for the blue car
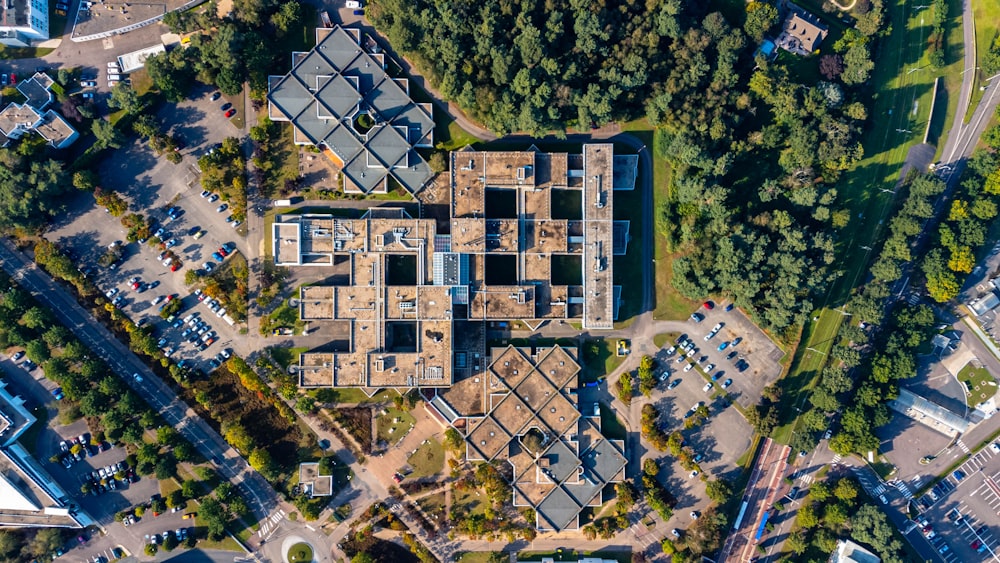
[717,341,729,352]
[51,387,65,400]
[212,252,224,263]
[222,242,236,253]
[725,303,734,312]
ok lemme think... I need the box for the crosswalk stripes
[895,481,914,499]
[874,484,887,495]
[957,440,970,453]
[257,509,286,539]
[798,474,814,485]
[832,454,842,465]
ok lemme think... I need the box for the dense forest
[372,0,884,333]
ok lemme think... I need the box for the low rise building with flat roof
[0,381,82,529]
[267,25,434,195]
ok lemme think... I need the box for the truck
[319,10,332,27]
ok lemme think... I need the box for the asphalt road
[0,239,281,526]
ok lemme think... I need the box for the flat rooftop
[462,346,626,531]
[290,145,622,389]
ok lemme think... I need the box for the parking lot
[916,442,1000,562]
[45,86,250,367]
[643,338,754,534]
[658,304,785,409]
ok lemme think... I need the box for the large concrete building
[0,0,49,46]
[462,345,626,531]
[278,144,618,390]
[267,25,434,195]
[0,381,82,528]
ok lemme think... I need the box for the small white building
[0,0,49,46]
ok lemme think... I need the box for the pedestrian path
[957,439,971,453]
[257,508,286,539]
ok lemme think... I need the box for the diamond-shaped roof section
[490,393,534,436]
[342,151,390,192]
[315,74,361,118]
[293,101,338,144]
[268,75,313,121]
[323,124,364,163]
[467,416,511,461]
[514,369,558,412]
[365,125,410,168]
[540,439,581,484]
[292,49,338,87]
[537,392,579,436]
[314,26,364,71]
[536,346,580,389]
[490,346,534,388]
[366,76,412,121]
[536,486,581,531]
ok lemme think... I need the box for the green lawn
[653,332,680,349]
[599,403,627,441]
[966,0,1000,122]
[452,488,488,518]
[18,406,47,456]
[957,362,998,407]
[456,553,505,563]
[270,346,308,370]
[620,121,698,322]
[407,438,445,479]
[376,407,415,444]
[415,491,447,521]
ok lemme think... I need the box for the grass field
[376,407,415,444]
[966,0,1000,122]
[957,362,998,407]
[19,406,47,455]
[599,404,627,440]
[620,120,697,322]
[407,438,445,479]
[415,491,447,521]
[653,332,680,348]
[773,0,962,443]
[456,553,504,563]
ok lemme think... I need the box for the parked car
[216,203,228,213]
[225,108,236,118]
[667,378,682,390]
[690,312,703,322]
[722,378,732,389]
[703,382,713,392]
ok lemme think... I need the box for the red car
[131,281,140,290]
[225,108,236,118]
[703,301,714,310]
[217,247,229,257]
[171,263,181,272]
[10,73,16,85]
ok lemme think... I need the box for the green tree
[108,82,145,115]
[91,120,124,150]
[706,479,732,503]
[744,1,779,41]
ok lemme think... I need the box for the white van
[107,73,123,81]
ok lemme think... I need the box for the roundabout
[283,537,316,563]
